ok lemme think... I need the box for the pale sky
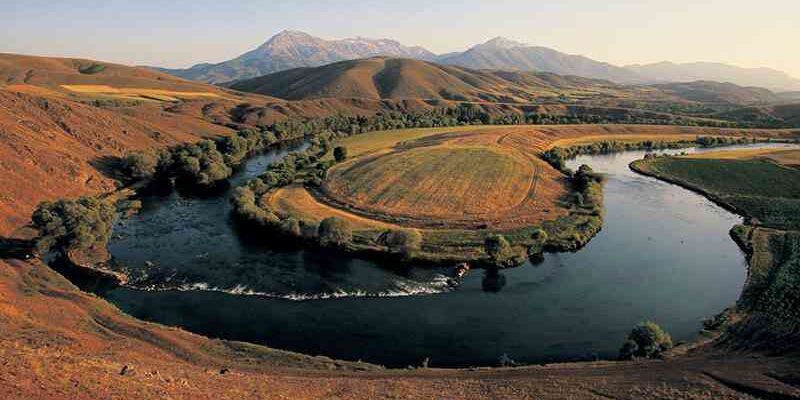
[4,0,799,78]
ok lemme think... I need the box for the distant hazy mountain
[159,30,436,83]
[651,81,781,104]
[626,62,800,92]
[435,37,643,83]
[157,31,800,92]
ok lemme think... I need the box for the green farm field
[632,156,800,230]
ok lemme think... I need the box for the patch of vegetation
[78,63,106,75]
[333,146,348,162]
[379,229,422,259]
[122,127,307,189]
[484,234,525,268]
[31,197,116,255]
[619,321,673,360]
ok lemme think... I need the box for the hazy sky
[4,0,799,77]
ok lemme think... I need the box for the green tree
[333,146,348,162]
[31,197,116,255]
[318,217,352,247]
[619,321,673,360]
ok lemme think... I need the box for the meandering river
[97,141,796,367]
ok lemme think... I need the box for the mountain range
[158,30,800,91]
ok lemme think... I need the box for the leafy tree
[31,197,116,255]
[484,234,516,268]
[318,217,352,247]
[333,146,348,162]
[172,140,232,187]
[528,228,549,256]
[573,164,600,192]
[619,321,673,360]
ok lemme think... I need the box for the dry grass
[322,127,568,229]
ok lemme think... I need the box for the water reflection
[95,142,797,367]
[482,269,507,293]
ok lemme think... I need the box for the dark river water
[98,141,796,368]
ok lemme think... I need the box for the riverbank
[5,140,800,397]
[629,148,800,354]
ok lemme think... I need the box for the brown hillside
[0,53,227,94]
[229,57,655,103]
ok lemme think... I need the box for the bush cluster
[619,321,674,360]
[31,197,116,255]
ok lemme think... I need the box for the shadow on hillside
[0,236,35,259]
[89,155,126,181]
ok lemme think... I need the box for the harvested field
[323,135,565,229]
[687,147,800,167]
[60,84,224,102]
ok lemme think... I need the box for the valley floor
[4,124,800,399]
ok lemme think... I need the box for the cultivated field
[686,147,800,167]
[632,155,800,230]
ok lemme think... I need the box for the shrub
[230,187,279,226]
[279,217,302,237]
[384,229,422,258]
[619,321,673,360]
[123,151,159,180]
[318,217,352,247]
[528,228,549,255]
[333,146,348,162]
[78,63,106,74]
[484,234,516,268]
[31,196,116,255]
[299,220,319,239]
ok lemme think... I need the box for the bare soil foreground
[3,120,800,398]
